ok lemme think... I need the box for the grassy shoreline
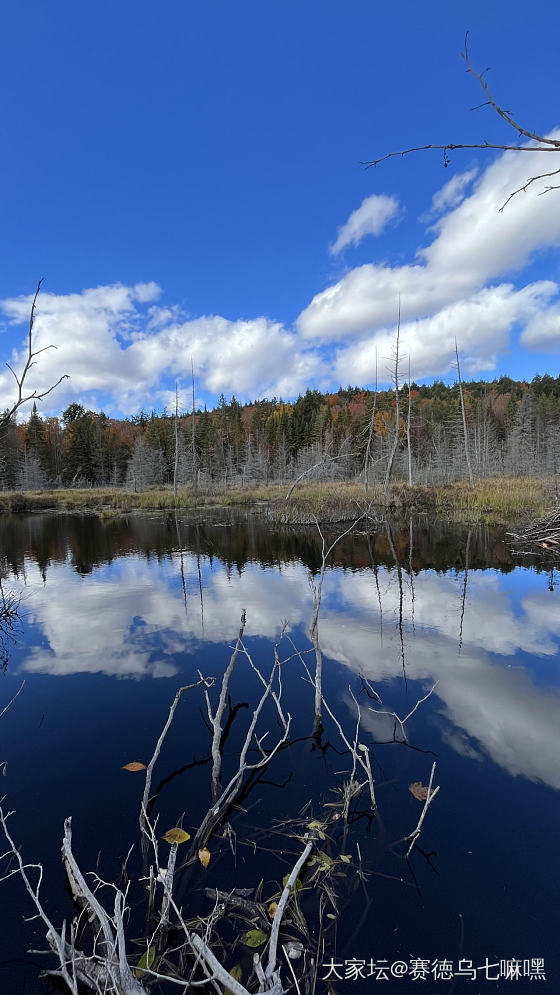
[0,476,556,526]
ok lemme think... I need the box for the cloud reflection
[11,551,560,788]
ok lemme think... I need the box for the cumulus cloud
[0,283,325,414]
[299,135,560,378]
[521,305,560,351]
[425,167,478,217]
[330,194,401,255]
[2,137,560,411]
[334,281,556,383]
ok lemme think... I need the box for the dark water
[0,511,558,994]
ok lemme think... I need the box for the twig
[0,680,25,719]
[363,39,560,211]
[140,677,215,842]
[404,762,440,858]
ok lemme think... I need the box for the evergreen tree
[26,403,50,475]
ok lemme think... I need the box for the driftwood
[508,509,560,553]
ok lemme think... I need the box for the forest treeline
[1,373,560,491]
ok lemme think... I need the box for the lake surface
[0,510,558,994]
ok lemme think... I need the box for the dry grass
[0,476,556,525]
[423,476,556,524]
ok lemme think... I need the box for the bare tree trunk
[384,301,401,496]
[191,358,198,496]
[455,338,474,489]
[364,346,377,495]
[407,353,413,487]
[173,382,179,497]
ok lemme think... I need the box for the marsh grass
[0,476,556,525]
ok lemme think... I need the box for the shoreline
[0,476,556,526]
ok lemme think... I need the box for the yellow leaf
[162,827,191,844]
[198,847,211,868]
[135,946,155,978]
[282,874,303,891]
[122,761,147,772]
[268,901,278,919]
[224,964,243,995]
[241,929,267,948]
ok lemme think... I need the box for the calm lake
[0,510,558,994]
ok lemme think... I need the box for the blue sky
[1,0,560,417]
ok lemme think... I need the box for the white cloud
[521,305,560,350]
[334,281,556,383]
[426,167,478,216]
[0,285,325,414]
[128,314,321,399]
[298,134,560,378]
[330,194,401,255]
[2,137,560,411]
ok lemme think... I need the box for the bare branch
[140,677,215,846]
[499,166,560,211]
[266,836,314,980]
[0,680,25,720]
[364,43,560,210]
[460,39,559,148]
[1,280,69,430]
[404,761,440,858]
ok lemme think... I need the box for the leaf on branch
[162,827,191,844]
[409,781,430,801]
[225,964,243,994]
[308,819,327,839]
[122,761,147,772]
[268,901,278,918]
[308,852,333,871]
[198,847,210,868]
[240,928,267,948]
[339,854,352,863]
[136,946,156,978]
[282,873,303,891]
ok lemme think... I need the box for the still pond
[0,510,558,994]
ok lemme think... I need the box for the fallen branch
[403,762,440,858]
[265,836,314,981]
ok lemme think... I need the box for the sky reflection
[5,521,560,790]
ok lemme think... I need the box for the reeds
[0,475,555,525]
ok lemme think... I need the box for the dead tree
[191,357,198,496]
[383,302,401,496]
[365,35,560,212]
[406,354,413,487]
[363,345,378,494]
[455,338,475,488]
[173,382,179,497]
[1,280,68,432]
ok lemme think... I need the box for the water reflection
[1,511,559,793]
[0,580,22,671]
